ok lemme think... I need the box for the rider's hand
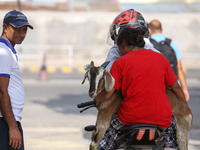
[183,89,190,102]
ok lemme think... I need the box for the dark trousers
[0,117,24,150]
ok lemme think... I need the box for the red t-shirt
[110,49,177,128]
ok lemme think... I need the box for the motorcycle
[77,100,165,150]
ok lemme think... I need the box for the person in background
[148,19,189,101]
[0,10,33,150]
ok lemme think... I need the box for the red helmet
[107,9,149,45]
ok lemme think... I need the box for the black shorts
[0,117,24,150]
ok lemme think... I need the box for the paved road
[21,69,200,150]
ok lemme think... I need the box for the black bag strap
[149,38,157,45]
[164,38,172,45]
[150,37,171,45]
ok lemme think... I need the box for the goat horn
[100,61,110,69]
[90,61,94,67]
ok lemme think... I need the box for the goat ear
[82,70,89,84]
[100,61,110,69]
[104,70,115,92]
[84,64,90,72]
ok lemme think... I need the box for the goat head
[82,61,114,98]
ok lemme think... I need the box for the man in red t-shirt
[111,49,176,128]
[97,27,186,150]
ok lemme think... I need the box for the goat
[82,61,193,150]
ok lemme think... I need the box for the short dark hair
[117,27,145,47]
[148,20,162,32]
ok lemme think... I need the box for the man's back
[110,49,177,128]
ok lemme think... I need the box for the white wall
[0,10,200,69]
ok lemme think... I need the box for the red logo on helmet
[115,10,138,25]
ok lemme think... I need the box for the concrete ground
[20,70,200,150]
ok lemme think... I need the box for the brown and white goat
[82,61,193,150]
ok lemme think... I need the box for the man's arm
[0,76,22,149]
[170,80,187,104]
[170,41,189,101]
[177,60,190,101]
[105,44,122,71]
